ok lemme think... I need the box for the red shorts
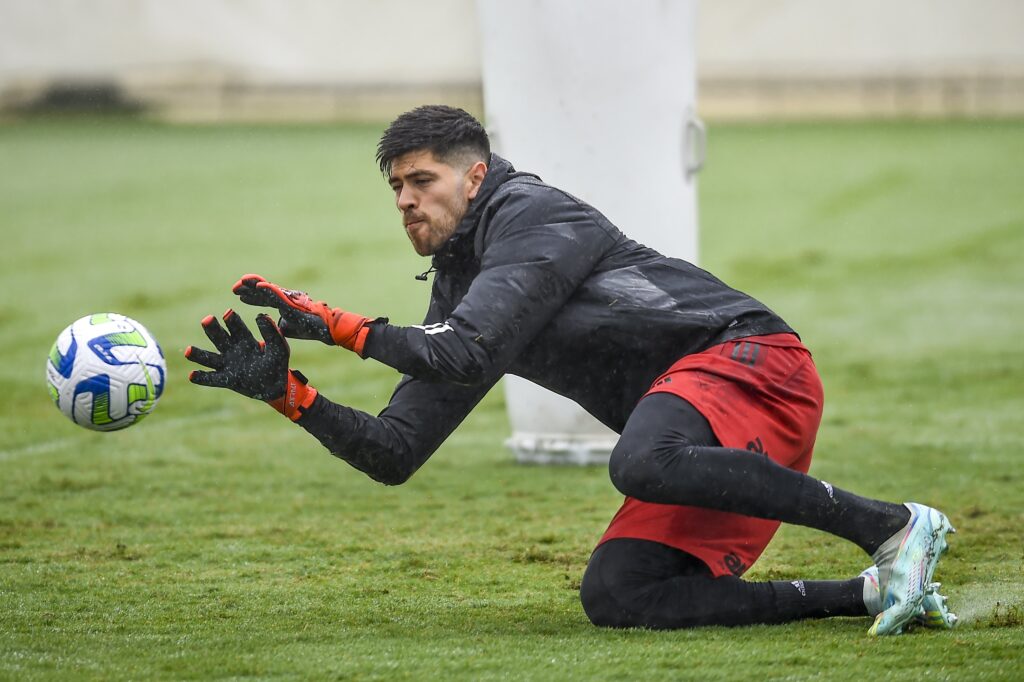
[597,333,824,578]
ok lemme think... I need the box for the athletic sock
[675,446,912,555]
[770,578,868,620]
[791,471,912,555]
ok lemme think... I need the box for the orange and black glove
[185,309,317,421]
[232,274,372,356]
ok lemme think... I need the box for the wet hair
[376,105,490,177]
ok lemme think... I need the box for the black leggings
[581,538,866,629]
[607,393,908,556]
[581,391,907,629]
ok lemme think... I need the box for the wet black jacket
[299,155,793,484]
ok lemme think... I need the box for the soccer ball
[46,313,166,431]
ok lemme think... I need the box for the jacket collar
[429,154,536,272]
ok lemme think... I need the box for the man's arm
[295,374,496,485]
[367,186,616,385]
[186,303,493,485]
[302,294,497,485]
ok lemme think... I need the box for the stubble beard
[421,193,469,256]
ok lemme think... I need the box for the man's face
[388,150,487,256]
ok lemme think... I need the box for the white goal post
[477,0,704,465]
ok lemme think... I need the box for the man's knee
[580,551,631,628]
[608,434,702,501]
[608,393,715,500]
[607,428,654,499]
[582,549,707,630]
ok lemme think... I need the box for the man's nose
[397,186,416,211]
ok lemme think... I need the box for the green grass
[1,118,1023,680]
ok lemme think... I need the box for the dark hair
[376,105,490,177]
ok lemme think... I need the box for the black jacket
[300,155,793,484]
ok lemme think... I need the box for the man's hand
[232,274,372,356]
[185,310,317,420]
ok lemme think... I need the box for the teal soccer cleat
[860,565,958,629]
[867,503,955,636]
[917,585,958,629]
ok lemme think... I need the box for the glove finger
[200,315,232,353]
[234,278,281,308]
[233,283,262,306]
[276,311,315,339]
[255,281,313,313]
[255,313,290,358]
[184,344,224,370]
[221,309,258,348]
[277,316,295,337]
[231,273,267,294]
[188,369,232,389]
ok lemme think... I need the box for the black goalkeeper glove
[185,309,318,420]
[232,273,372,355]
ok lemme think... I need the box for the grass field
[1,118,1023,680]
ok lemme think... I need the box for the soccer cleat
[860,565,884,617]
[867,503,955,636]
[860,566,958,629]
[918,582,959,629]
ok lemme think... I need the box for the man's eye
[416,178,432,187]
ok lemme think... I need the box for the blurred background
[2,0,1023,122]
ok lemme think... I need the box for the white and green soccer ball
[46,313,166,431]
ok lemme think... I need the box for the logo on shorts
[724,553,747,576]
[746,437,769,457]
[731,341,762,366]
[790,580,807,596]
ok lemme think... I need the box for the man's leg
[580,538,868,629]
[607,392,909,556]
[607,391,953,634]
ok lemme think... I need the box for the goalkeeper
[185,105,954,635]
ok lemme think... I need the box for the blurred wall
[0,0,483,120]
[698,0,1024,119]
[1,0,1022,120]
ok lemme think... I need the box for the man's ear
[466,161,488,200]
